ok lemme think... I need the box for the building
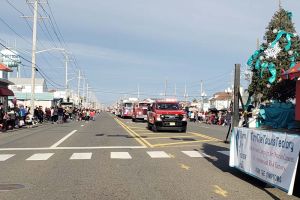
[0,63,14,109]
[209,92,232,110]
[8,78,54,108]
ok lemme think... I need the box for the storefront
[0,63,14,110]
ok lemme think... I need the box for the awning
[281,62,300,80]
[0,87,14,96]
[0,63,13,72]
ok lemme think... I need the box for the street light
[30,48,69,108]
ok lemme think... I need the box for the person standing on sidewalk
[57,106,64,124]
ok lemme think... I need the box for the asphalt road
[0,112,298,200]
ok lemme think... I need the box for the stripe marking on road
[70,153,92,160]
[147,151,170,158]
[0,154,15,161]
[26,153,54,161]
[50,130,78,148]
[182,151,203,158]
[111,152,132,159]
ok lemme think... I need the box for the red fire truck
[120,98,138,118]
[132,101,151,122]
[147,99,187,132]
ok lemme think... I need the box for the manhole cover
[0,184,25,191]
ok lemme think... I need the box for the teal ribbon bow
[260,62,276,83]
[247,47,264,67]
[271,30,295,51]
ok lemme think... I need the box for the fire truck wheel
[180,126,187,133]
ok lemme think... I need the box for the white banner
[229,127,300,195]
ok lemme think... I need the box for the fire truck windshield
[124,103,132,107]
[156,103,180,110]
[139,103,149,107]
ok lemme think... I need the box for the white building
[209,92,232,110]
[8,78,54,108]
[9,78,47,93]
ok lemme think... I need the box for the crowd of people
[187,110,232,126]
[0,103,98,132]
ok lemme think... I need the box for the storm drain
[95,134,104,136]
[0,184,25,191]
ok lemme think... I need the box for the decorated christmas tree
[247,8,300,102]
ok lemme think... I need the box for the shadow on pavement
[196,143,300,199]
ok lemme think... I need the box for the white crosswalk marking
[181,151,203,158]
[26,153,54,161]
[147,151,170,158]
[70,153,92,160]
[111,152,132,159]
[0,154,15,161]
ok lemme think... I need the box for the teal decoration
[287,11,293,20]
[247,47,264,67]
[267,63,276,83]
[259,62,276,83]
[289,56,296,67]
[271,30,295,51]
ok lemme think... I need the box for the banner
[229,127,300,195]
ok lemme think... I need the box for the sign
[230,127,300,195]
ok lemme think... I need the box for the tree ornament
[264,42,282,59]
[267,84,271,88]
[259,56,264,60]
[273,29,278,33]
[288,50,293,55]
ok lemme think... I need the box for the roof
[212,92,232,101]
[0,63,13,72]
[8,78,45,86]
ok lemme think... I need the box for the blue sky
[1,0,300,105]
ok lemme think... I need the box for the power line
[0,16,32,45]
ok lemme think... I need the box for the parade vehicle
[132,101,151,122]
[147,99,187,132]
[120,98,138,118]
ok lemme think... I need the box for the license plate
[169,122,176,126]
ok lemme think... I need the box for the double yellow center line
[114,118,153,148]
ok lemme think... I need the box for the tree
[247,8,300,102]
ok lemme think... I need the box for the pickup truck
[147,100,187,132]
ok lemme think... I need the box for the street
[0,112,298,200]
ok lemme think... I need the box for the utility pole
[77,70,81,105]
[86,83,89,107]
[256,38,260,49]
[200,80,203,110]
[64,52,69,101]
[164,79,168,97]
[30,0,38,110]
[184,82,187,103]
[137,84,140,99]
[225,64,240,143]
[174,83,177,98]
[232,64,241,128]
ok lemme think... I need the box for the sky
[1,0,300,105]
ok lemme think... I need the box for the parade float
[229,8,300,196]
